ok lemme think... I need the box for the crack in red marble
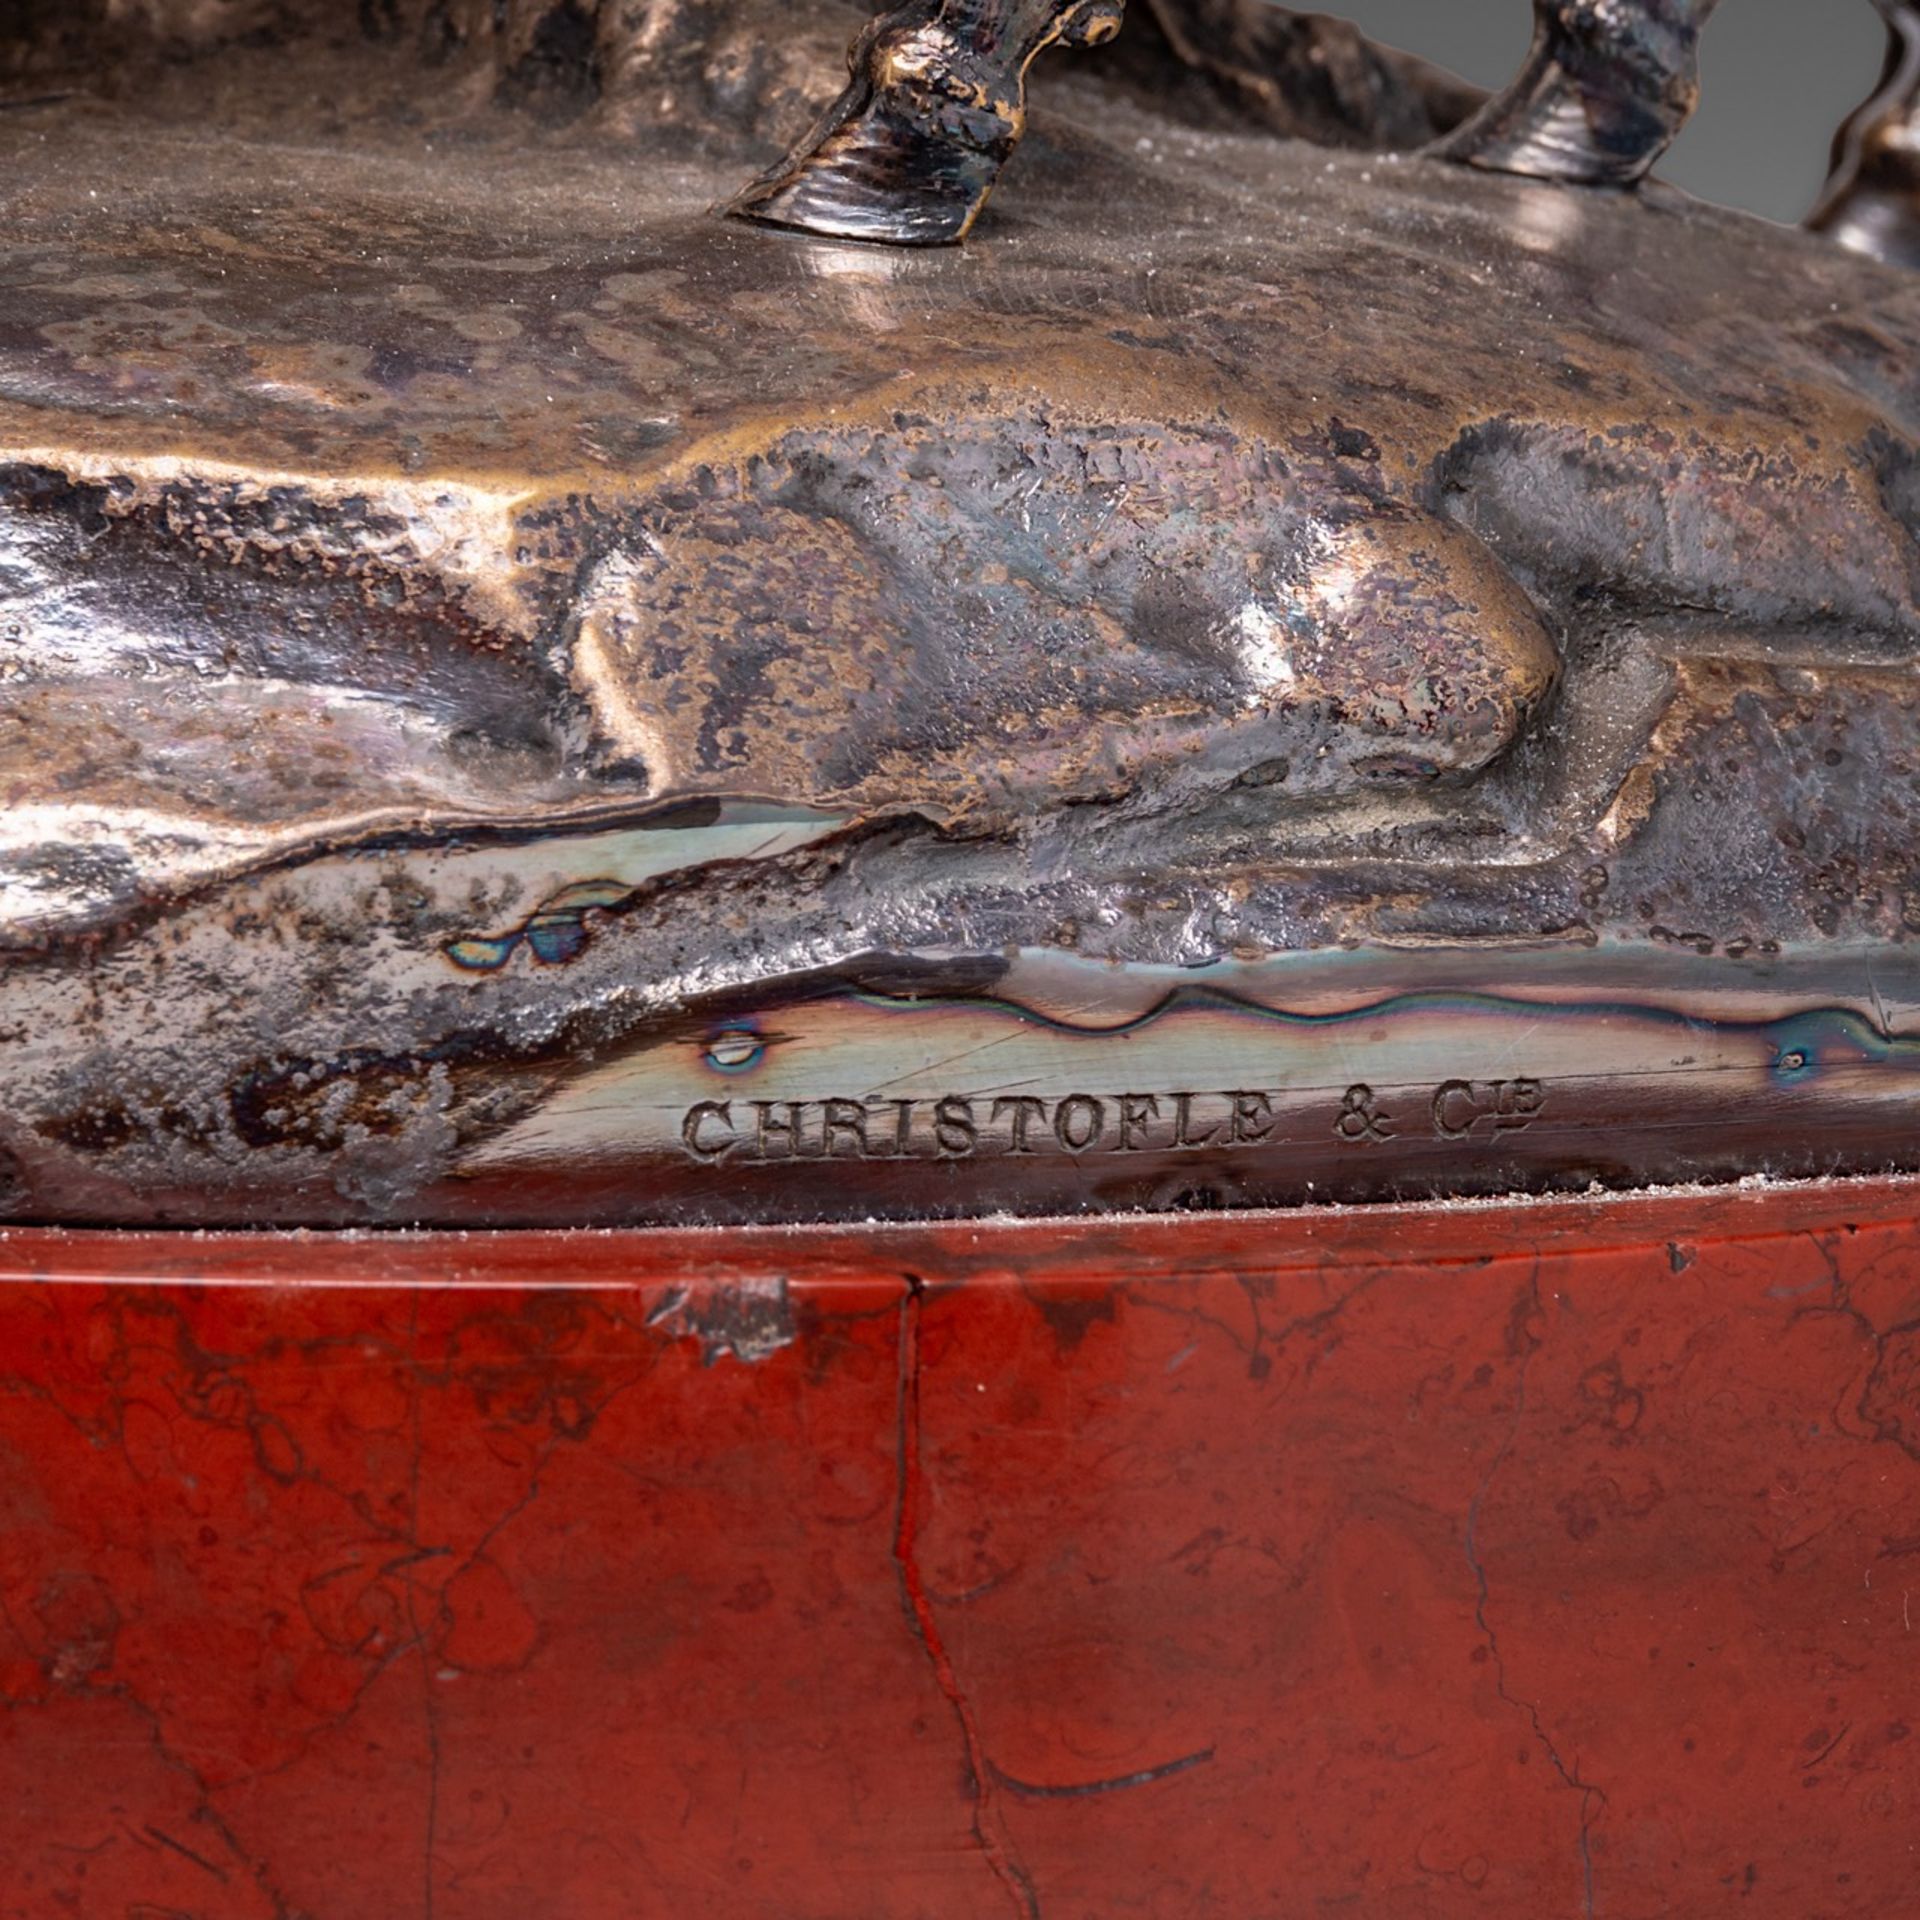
[990,1746,1216,1799]
[229,1633,428,1790]
[83,1296,423,1555]
[75,1294,659,1907]
[1782,1232,1920,1473]
[404,1293,444,1920]
[1799,1721,1852,1772]
[1123,1290,1260,1362]
[143,1819,233,1881]
[894,1275,1041,1920]
[1122,1264,1389,1382]
[1256,1266,1392,1376]
[1464,1269,1606,1920]
[73,1675,301,1920]
[197,1312,576,1880]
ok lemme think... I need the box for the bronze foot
[1810,0,1920,268]
[1439,0,1723,187]
[729,0,1126,246]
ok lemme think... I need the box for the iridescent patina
[3,1,1920,1224]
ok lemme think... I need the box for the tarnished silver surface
[3,2,1920,1224]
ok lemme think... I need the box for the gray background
[1338,0,1888,223]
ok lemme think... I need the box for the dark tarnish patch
[229,1046,457,1150]
[0,1141,25,1219]
[496,0,601,111]
[648,1278,797,1365]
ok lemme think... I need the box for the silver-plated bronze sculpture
[3,0,1920,1225]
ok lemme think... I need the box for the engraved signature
[678,1081,1550,1162]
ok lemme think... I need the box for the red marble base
[3,1181,1919,1917]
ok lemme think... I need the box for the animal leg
[1439,0,1724,187]
[1809,1,1920,269]
[729,0,1126,246]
